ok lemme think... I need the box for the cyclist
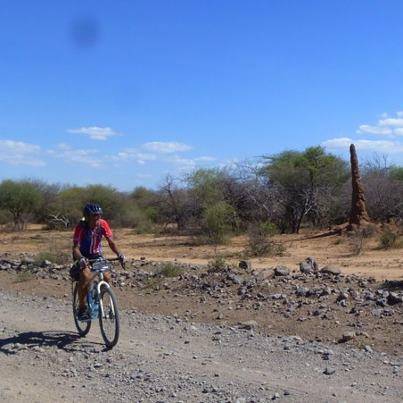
[71,203,125,320]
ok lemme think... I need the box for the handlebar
[87,257,121,263]
[87,256,126,271]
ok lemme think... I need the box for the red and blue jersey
[73,219,113,258]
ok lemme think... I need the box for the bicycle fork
[97,280,116,318]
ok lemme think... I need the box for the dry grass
[0,225,402,280]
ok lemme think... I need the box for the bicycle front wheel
[99,285,120,349]
[72,283,91,337]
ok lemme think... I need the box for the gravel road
[0,290,401,402]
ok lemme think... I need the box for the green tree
[263,146,349,233]
[187,168,225,208]
[52,186,87,224]
[390,166,403,181]
[0,180,43,230]
[186,169,239,242]
[203,201,237,244]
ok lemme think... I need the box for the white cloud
[68,126,120,140]
[109,142,215,170]
[166,154,197,170]
[0,140,45,166]
[142,141,192,154]
[111,148,157,165]
[379,118,403,127]
[322,137,352,149]
[194,156,216,162]
[393,128,403,136]
[322,137,403,153]
[357,125,392,135]
[357,111,403,138]
[49,143,101,167]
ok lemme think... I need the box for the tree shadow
[0,330,102,355]
[381,280,403,290]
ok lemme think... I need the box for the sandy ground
[0,225,402,280]
[1,290,402,402]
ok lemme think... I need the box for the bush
[0,209,12,225]
[116,204,155,233]
[35,244,71,265]
[203,201,237,244]
[348,225,377,255]
[379,230,400,249]
[246,222,284,256]
[156,262,183,278]
[0,180,43,230]
[207,255,228,272]
[15,269,34,283]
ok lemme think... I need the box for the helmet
[83,203,103,217]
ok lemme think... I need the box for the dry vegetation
[1,224,402,280]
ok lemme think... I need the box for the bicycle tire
[72,283,91,337]
[98,285,120,349]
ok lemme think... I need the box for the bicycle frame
[72,257,120,320]
[89,257,120,319]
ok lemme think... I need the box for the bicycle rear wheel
[99,285,120,349]
[72,283,91,337]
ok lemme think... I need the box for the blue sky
[1,0,403,190]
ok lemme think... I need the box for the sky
[1,0,403,190]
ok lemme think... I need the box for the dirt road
[0,290,401,402]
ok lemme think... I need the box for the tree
[262,146,349,233]
[362,160,403,221]
[390,166,403,181]
[186,168,225,208]
[0,180,43,230]
[157,175,192,231]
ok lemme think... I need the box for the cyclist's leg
[78,266,92,311]
[104,271,111,284]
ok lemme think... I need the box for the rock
[362,290,375,301]
[271,293,286,300]
[238,320,258,330]
[22,257,35,265]
[0,263,11,270]
[296,286,310,297]
[274,266,290,276]
[320,287,332,296]
[227,273,242,285]
[339,331,356,343]
[321,266,341,275]
[387,292,403,305]
[364,345,373,353]
[299,261,313,274]
[300,257,318,274]
[337,291,349,302]
[239,260,252,271]
[324,367,336,375]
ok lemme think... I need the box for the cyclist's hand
[79,257,88,269]
[118,253,126,270]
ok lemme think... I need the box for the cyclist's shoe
[77,307,91,321]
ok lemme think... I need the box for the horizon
[1,1,403,190]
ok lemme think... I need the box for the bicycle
[71,257,121,349]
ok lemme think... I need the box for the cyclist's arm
[101,220,123,258]
[72,224,84,261]
[72,243,83,261]
[106,237,122,257]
